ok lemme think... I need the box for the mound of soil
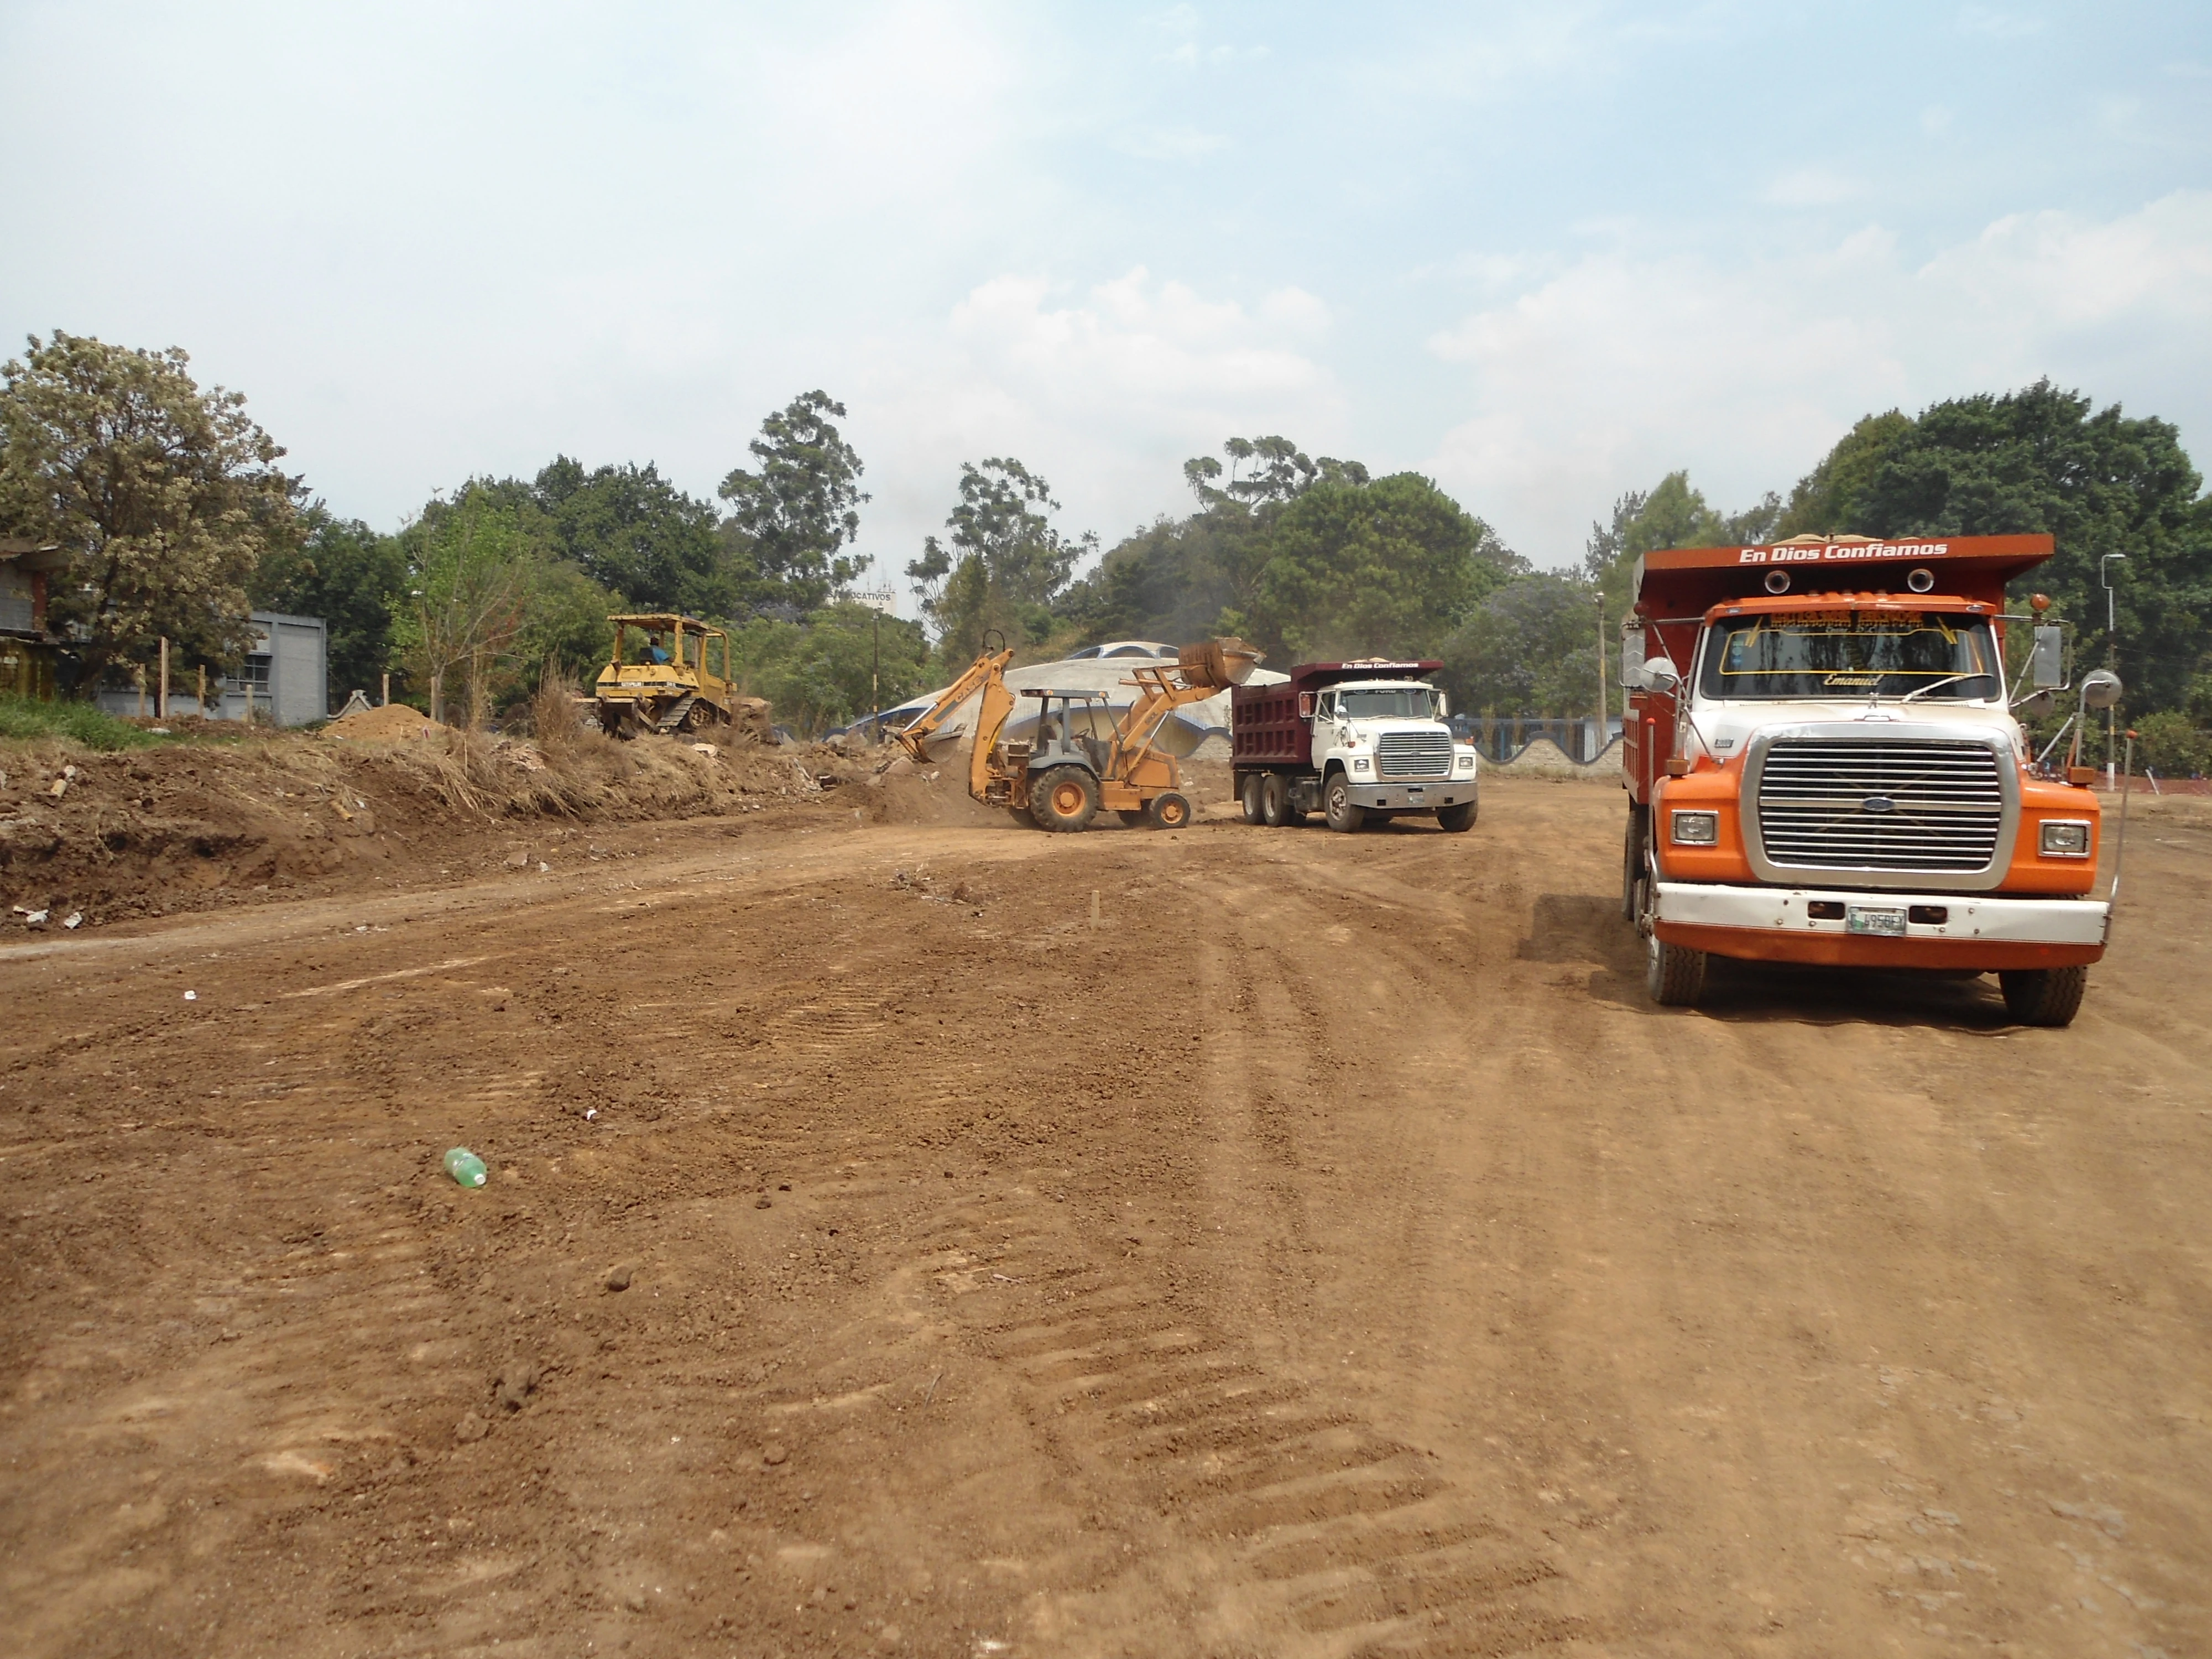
[325,703,442,742]
[0,726,882,931]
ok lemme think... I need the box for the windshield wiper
[1899,671,1997,705]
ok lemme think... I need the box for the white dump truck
[1230,658,1480,832]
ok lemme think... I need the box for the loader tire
[1031,766,1099,833]
[1145,791,1192,830]
[1239,773,1264,825]
[1646,933,1707,1007]
[1435,801,1477,833]
[1999,966,2087,1027]
[1324,772,1366,833]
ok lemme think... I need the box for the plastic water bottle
[444,1147,488,1188]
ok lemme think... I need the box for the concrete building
[95,612,328,726]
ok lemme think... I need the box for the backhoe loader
[894,635,1262,831]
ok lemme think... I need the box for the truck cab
[1624,534,2112,1025]
[1233,660,1481,833]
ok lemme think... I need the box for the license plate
[1406,790,1425,801]
[1846,906,1907,936]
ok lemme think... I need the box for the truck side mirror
[1434,691,1449,718]
[2031,624,2064,690]
[2080,668,2122,712]
[1642,658,1681,693]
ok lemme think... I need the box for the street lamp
[2099,554,2128,782]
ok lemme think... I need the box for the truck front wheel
[1323,773,1366,833]
[1999,965,2088,1027]
[1646,933,1707,1006]
[1435,801,1477,833]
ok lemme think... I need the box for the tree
[1850,380,2212,714]
[1182,435,1369,510]
[0,331,300,691]
[1442,573,1609,718]
[907,458,1094,661]
[534,456,729,615]
[726,599,932,737]
[249,505,408,702]
[1244,472,1514,660]
[719,391,870,613]
[390,487,543,724]
[1772,410,1912,539]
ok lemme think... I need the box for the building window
[228,654,271,690]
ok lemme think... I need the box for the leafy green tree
[533,456,729,615]
[726,600,931,736]
[0,331,300,691]
[390,487,545,723]
[1182,435,1370,510]
[1053,510,1256,647]
[1772,410,1913,539]
[719,391,870,613]
[1244,472,1514,660]
[1850,379,2211,713]
[1441,573,1609,718]
[907,458,1094,661]
[249,505,408,702]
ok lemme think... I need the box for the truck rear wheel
[1646,933,1707,1006]
[1323,772,1365,833]
[1260,774,1290,827]
[1239,773,1264,824]
[1435,801,1477,833]
[1030,767,1099,833]
[1999,965,2088,1027]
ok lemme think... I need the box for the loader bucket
[1177,637,1263,690]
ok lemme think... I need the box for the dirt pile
[0,724,882,929]
[324,702,442,742]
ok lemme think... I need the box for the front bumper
[1653,881,2107,969]
[1349,779,1477,812]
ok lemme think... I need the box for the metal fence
[1453,716,1623,764]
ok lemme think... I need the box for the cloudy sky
[4,2,2208,596]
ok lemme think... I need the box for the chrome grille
[1754,739,2004,873]
[1376,731,1452,780]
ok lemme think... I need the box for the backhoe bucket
[1177,637,1262,691]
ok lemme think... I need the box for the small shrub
[2132,709,2211,779]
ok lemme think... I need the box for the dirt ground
[3,775,2209,1659]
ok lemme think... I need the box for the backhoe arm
[893,646,1014,764]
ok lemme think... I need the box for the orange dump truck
[1623,534,2114,1025]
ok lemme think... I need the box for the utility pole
[2101,554,2128,786]
[1594,591,1607,763]
[158,637,169,719]
[858,586,895,743]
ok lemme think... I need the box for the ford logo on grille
[1861,796,1897,813]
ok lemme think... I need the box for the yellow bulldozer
[895,635,1262,831]
[592,613,771,742]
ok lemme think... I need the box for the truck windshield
[1698,611,2000,701]
[1337,688,1435,719]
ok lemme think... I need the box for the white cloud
[843,268,1344,582]
[1423,191,2212,564]
[1763,168,1866,208]
[1114,126,1232,161]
